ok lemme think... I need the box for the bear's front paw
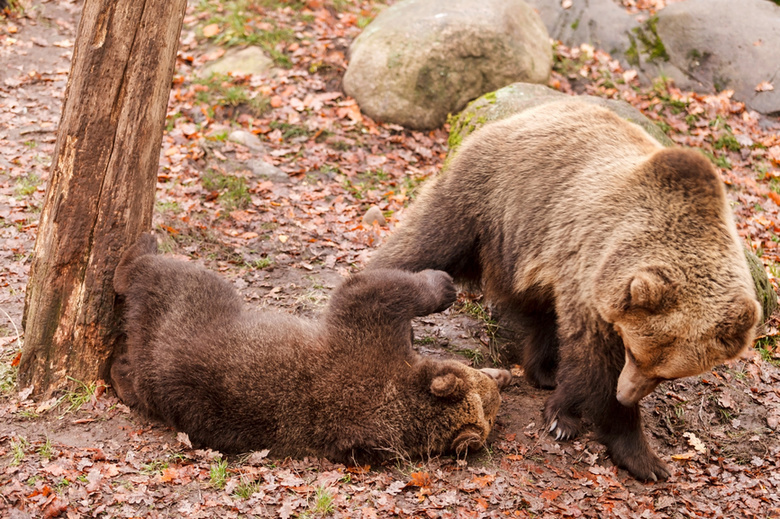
[544,398,582,442]
[607,435,671,482]
[418,270,457,314]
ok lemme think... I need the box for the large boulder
[446,83,778,315]
[343,0,552,130]
[447,82,673,153]
[525,0,780,115]
[651,0,780,115]
[524,0,638,59]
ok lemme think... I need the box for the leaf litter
[1,0,780,517]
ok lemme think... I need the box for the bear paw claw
[544,409,581,442]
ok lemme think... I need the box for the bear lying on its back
[368,99,761,480]
[111,234,511,460]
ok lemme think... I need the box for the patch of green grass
[37,438,54,460]
[0,352,18,395]
[253,257,273,269]
[14,173,40,197]
[57,377,96,414]
[456,300,500,362]
[652,77,689,113]
[414,336,436,345]
[713,133,741,152]
[55,478,70,493]
[10,437,29,466]
[165,111,184,132]
[202,170,251,210]
[194,74,269,116]
[718,407,734,423]
[702,150,732,170]
[307,486,335,516]
[342,169,392,200]
[756,336,780,367]
[141,459,169,476]
[155,200,182,214]
[456,347,484,365]
[233,477,261,499]
[196,0,297,68]
[270,120,311,140]
[210,457,229,489]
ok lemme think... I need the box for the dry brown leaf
[202,23,221,37]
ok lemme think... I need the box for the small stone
[200,46,274,77]
[247,159,288,183]
[363,206,386,227]
[229,130,265,152]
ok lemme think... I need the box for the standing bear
[368,99,761,481]
[110,234,511,461]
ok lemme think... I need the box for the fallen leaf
[202,23,221,37]
[408,471,432,488]
[160,466,178,483]
[671,451,697,461]
[756,81,774,92]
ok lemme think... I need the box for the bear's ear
[451,425,484,455]
[718,295,761,358]
[430,373,468,400]
[626,268,676,313]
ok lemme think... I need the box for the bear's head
[424,362,511,455]
[599,265,761,406]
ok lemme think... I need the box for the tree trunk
[20,0,187,398]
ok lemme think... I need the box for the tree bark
[20,0,187,398]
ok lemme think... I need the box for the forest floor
[2,0,780,518]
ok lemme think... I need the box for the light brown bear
[110,234,511,461]
[368,99,761,480]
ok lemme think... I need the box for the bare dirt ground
[2,1,780,518]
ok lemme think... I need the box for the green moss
[628,16,669,65]
[571,18,580,30]
[625,36,640,67]
[745,249,778,321]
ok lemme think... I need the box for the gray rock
[201,46,275,77]
[229,130,266,153]
[650,0,780,115]
[247,159,288,183]
[524,0,639,58]
[343,0,552,130]
[363,206,387,227]
[447,82,673,154]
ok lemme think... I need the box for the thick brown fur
[111,234,510,461]
[368,99,761,481]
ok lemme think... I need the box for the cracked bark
[19,0,187,398]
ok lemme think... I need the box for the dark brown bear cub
[111,234,510,461]
[368,99,761,481]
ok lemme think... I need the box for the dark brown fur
[368,100,761,480]
[111,234,510,461]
